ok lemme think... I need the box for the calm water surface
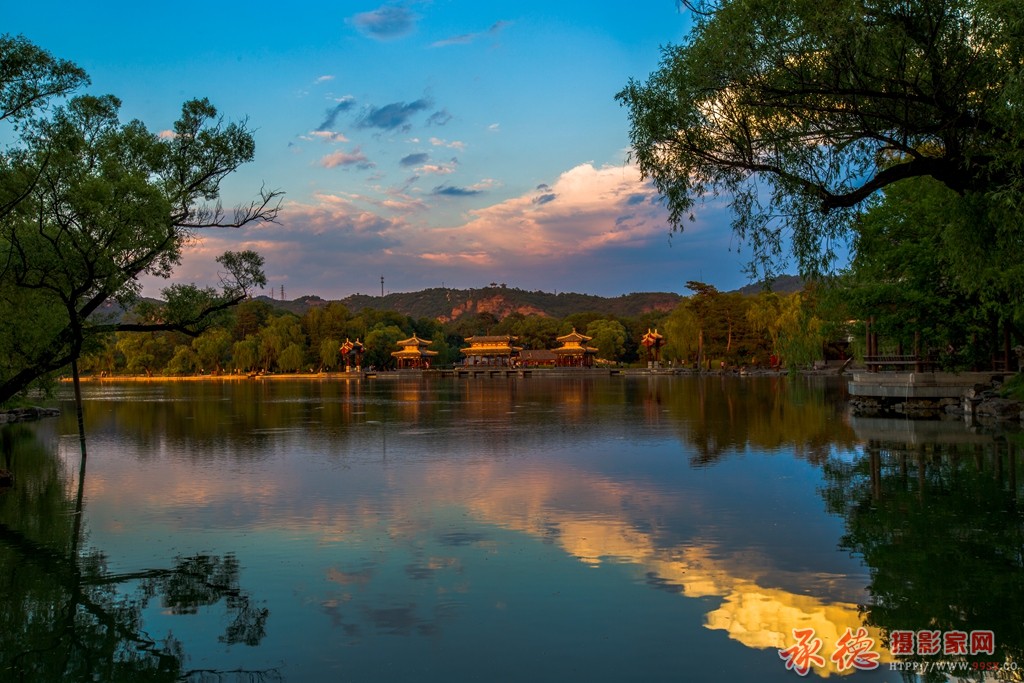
[1,375,1021,682]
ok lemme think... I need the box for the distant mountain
[99,278,804,325]
[257,286,685,322]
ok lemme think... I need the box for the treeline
[78,284,832,375]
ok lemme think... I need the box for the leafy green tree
[586,319,627,362]
[192,327,233,374]
[617,0,1024,277]
[363,324,405,369]
[828,176,1022,367]
[115,332,175,377]
[319,337,341,371]
[0,36,280,404]
[231,337,259,373]
[302,302,351,354]
[231,298,273,340]
[277,343,306,373]
[166,344,198,375]
[257,314,304,372]
[663,304,699,365]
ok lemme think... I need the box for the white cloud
[309,130,349,143]
[429,137,466,151]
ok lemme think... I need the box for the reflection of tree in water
[822,433,1024,682]
[655,376,857,466]
[0,425,277,682]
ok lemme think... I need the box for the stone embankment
[849,373,1022,423]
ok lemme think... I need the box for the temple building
[640,328,665,364]
[519,349,557,367]
[339,338,365,371]
[461,335,522,366]
[391,335,438,369]
[553,328,599,367]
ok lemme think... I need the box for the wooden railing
[863,354,937,372]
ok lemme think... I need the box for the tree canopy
[0,35,281,403]
[617,0,1024,276]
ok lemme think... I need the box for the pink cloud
[320,148,372,169]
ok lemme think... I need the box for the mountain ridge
[259,276,804,321]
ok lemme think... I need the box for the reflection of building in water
[461,335,522,366]
[553,328,598,367]
[391,335,438,369]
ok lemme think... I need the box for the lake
[1,374,1021,682]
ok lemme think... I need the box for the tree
[319,337,341,371]
[277,343,306,373]
[0,36,281,404]
[0,34,88,219]
[257,314,305,372]
[617,0,1024,276]
[115,331,176,377]
[829,176,1022,368]
[166,344,198,375]
[363,324,405,369]
[231,337,259,373]
[192,327,233,374]
[586,319,627,362]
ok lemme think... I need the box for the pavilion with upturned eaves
[339,338,365,371]
[392,335,438,369]
[553,328,599,367]
[640,328,665,364]
[461,335,522,366]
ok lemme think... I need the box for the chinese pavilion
[391,335,438,369]
[339,338,365,371]
[553,328,598,367]
[461,335,522,366]
[640,328,665,363]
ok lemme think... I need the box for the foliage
[1000,374,1024,402]
[0,35,280,404]
[823,176,1022,368]
[586,319,628,362]
[617,0,1024,278]
[72,280,855,374]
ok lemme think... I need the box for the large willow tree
[0,35,281,404]
[617,0,1024,276]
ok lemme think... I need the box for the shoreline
[63,367,792,383]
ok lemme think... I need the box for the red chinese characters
[779,628,826,676]
[831,627,881,671]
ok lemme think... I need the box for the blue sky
[6,1,779,299]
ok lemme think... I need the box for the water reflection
[0,423,273,682]
[3,376,1019,681]
[827,418,1024,678]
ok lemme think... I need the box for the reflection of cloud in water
[447,463,892,676]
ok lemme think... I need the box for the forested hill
[259,276,803,322]
[94,277,803,324]
[263,287,683,322]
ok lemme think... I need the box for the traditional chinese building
[391,335,438,369]
[519,349,557,367]
[461,335,522,366]
[339,338,365,371]
[553,328,599,367]
[640,328,665,363]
